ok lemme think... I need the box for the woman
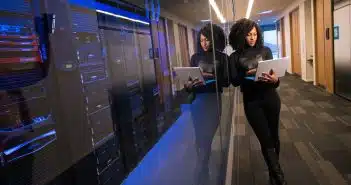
[185,23,229,185]
[229,18,287,185]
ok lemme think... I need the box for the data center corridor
[231,75,351,185]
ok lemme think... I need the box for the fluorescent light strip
[96,9,150,25]
[258,10,273,15]
[4,130,57,155]
[209,0,226,23]
[245,0,255,18]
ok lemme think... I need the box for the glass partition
[0,0,237,185]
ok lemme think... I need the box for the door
[315,0,334,92]
[280,18,286,57]
[192,29,198,53]
[315,0,326,87]
[290,9,302,75]
[178,24,190,67]
[157,18,172,110]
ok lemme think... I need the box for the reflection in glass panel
[0,0,236,185]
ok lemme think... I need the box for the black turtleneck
[229,46,280,95]
[190,50,230,93]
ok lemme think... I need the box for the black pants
[243,89,281,156]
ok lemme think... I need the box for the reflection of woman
[185,23,229,94]
[185,23,229,185]
[229,18,286,185]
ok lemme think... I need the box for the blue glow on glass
[66,1,150,25]
[0,114,52,132]
[205,80,216,84]
[4,130,56,155]
[68,0,96,9]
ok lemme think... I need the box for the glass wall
[0,0,235,185]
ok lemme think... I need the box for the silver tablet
[254,57,290,81]
[173,67,205,82]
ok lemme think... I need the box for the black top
[190,50,230,93]
[229,47,280,95]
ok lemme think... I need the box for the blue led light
[4,130,56,156]
[32,115,50,124]
[95,2,149,25]
[0,114,52,132]
[0,24,22,33]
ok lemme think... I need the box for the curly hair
[228,18,264,52]
[196,23,226,53]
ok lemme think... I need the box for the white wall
[304,0,314,81]
[172,23,182,67]
[158,8,197,69]
[187,29,195,57]
[299,3,308,81]
[279,0,316,81]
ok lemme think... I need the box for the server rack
[68,4,125,185]
[1,0,126,185]
[0,1,72,185]
[1,0,182,184]
[97,4,162,172]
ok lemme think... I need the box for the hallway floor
[232,75,351,185]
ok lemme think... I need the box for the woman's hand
[184,78,205,89]
[258,69,278,83]
[202,72,214,78]
[246,68,257,75]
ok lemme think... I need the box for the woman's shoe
[269,174,276,185]
[263,148,287,185]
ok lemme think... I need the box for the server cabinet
[1,0,126,185]
[61,2,125,185]
[0,1,74,185]
[97,6,163,172]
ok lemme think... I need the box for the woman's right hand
[184,78,204,90]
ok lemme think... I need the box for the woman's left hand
[258,69,279,84]
[202,72,214,78]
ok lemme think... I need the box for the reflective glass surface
[0,1,236,185]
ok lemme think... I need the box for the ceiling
[125,0,295,26]
[243,0,295,25]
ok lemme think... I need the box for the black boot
[269,173,276,185]
[263,148,287,185]
[275,140,280,158]
[269,141,281,184]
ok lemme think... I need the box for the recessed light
[258,10,273,15]
[209,0,226,23]
[246,0,255,18]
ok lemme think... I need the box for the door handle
[326,28,330,40]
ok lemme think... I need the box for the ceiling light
[209,0,226,23]
[258,10,273,15]
[246,0,255,18]
[201,19,212,22]
[96,9,150,25]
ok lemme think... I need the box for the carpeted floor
[231,75,351,185]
